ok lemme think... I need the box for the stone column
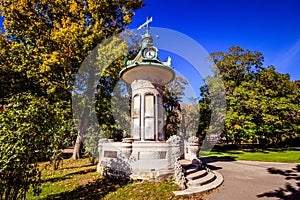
[155,95,159,141]
[140,92,145,141]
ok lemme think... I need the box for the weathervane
[137,17,153,30]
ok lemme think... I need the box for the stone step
[173,171,224,196]
[178,159,193,166]
[186,172,216,187]
[186,169,207,181]
[182,163,199,170]
[184,164,199,175]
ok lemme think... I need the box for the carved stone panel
[138,151,167,160]
[104,151,118,158]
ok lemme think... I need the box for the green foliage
[199,46,300,145]
[95,53,131,141]
[164,76,188,139]
[0,0,144,198]
[180,101,199,139]
[0,93,70,199]
[198,83,211,140]
[75,34,136,142]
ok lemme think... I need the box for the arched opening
[144,93,155,140]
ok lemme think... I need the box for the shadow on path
[201,156,236,171]
[257,164,300,200]
[202,156,236,164]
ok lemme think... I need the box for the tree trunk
[72,107,89,160]
[72,135,83,159]
[52,151,61,170]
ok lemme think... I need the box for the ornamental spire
[137,17,153,31]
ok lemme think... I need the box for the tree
[180,98,199,139]
[72,29,141,159]
[0,0,144,198]
[164,76,188,139]
[197,84,211,141]
[199,46,300,145]
[0,93,72,199]
[209,46,264,96]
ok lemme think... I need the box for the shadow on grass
[212,144,300,152]
[226,151,244,155]
[44,177,130,200]
[240,149,271,154]
[60,163,95,170]
[257,164,300,200]
[43,168,95,184]
[266,147,300,153]
[220,148,270,154]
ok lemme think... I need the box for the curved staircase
[173,159,223,196]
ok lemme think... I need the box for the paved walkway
[204,158,300,200]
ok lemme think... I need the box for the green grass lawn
[204,146,300,163]
[27,158,205,200]
[26,147,299,199]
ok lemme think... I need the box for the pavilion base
[97,138,183,181]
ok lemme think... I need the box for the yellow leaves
[69,1,79,15]
[1,0,145,101]
[39,64,51,73]
[39,51,61,73]
[51,16,84,52]
[99,18,104,26]
[51,51,60,62]
[96,35,129,74]
[55,23,61,29]
[123,13,132,24]
[61,17,72,27]
[234,124,241,130]
[47,85,57,95]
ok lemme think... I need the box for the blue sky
[128,0,300,82]
[0,0,299,99]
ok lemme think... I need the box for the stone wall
[97,138,182,181]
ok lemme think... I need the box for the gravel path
[204,158,300,200]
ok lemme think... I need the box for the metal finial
[137,17,153,30]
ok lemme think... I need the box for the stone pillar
[140,92,145,141]
[155,84,165,141]
[155,95,159,141]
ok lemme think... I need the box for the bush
[0,93,72,199]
